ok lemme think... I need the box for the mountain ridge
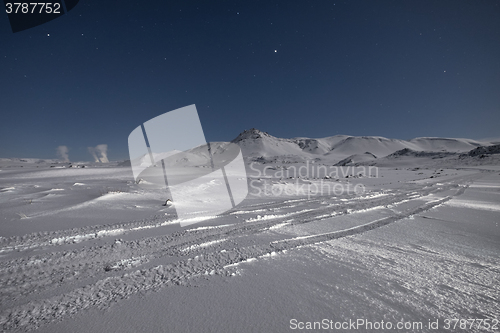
[232,128,492,163]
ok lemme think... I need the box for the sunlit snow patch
[269,222,291,230]
[446,199,500,212]
[181,239,226,252]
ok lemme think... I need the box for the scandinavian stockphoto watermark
[127,104,248,226]
[290,318,433,330]
[127,105,379,225]
[289,318,499,331]
[249,162,379,199]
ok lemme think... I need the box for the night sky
[1,0,499,161]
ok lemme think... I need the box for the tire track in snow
[0,180,472,307]
[1,170,481,255]
[0,182,471,331]
[270,196,455,250]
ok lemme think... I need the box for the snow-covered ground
[0,133,499,332]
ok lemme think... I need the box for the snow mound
[335,152,378,166]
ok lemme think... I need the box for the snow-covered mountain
[122,129,497,167]
[232,128,492,164]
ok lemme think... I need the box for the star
[274,50,277,53]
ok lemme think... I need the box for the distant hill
[463,144,500,157]
[85,130,499,169]
[232,128,492,165]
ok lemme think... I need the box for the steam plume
[88,144,109,163]
[88,147,99,162]
[95,144,109,163]
[57,146,69,162]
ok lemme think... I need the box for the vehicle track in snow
[0,179,468,303]
[0,172,477,254]
[0,173,480,331]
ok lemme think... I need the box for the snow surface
[0,132,499,332]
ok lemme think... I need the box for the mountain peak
[232,128,272,142]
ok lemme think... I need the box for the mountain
[232,129,316,158]
[232,128,492,164]
[118,129,496,168]
[351,144,500,168]
[407,137,485,152]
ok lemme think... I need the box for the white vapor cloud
[88,144,109,163]
[88,147,99,162]
[57,146,69,162]
[95,144,109,163]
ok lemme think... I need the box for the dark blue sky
[1,0,499,161]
